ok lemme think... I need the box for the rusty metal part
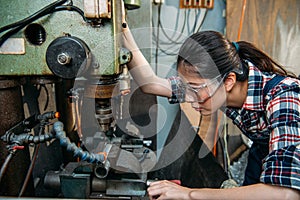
[83,0,112,19]
[55,79,79,164]
[95,103,113,133]
[29,76,60,85]
[0,78,34,196]
[84,82,120,99]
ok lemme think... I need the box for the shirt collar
[242,62,272,111]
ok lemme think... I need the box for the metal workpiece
[44,162,150,198]
[45,117,157,198]
[95,101,114,133]
[94,159,111,179]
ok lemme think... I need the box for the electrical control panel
[179,0,214,9]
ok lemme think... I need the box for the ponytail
[237,41,296,77]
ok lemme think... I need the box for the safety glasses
[181,73,227,103]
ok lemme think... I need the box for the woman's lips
[193,107,203,112]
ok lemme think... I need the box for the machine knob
[46,35,92,79]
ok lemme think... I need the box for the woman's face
[178,64,227,115]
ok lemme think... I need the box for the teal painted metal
[0,0,118,76]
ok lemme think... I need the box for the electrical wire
[0,151,15,185]
[18,145,39,197]
[152,5,207,57]
[191,9,200,34]
[154,9,187,45]
[154,3,162,74]
[18,126,45,197]
[0,0,68,46]
[0,1,88,47]
[195,9,208,33]
[0,0,68,33]
[156,46,179,56]
[52,5,90,23]
[37,85,50,111]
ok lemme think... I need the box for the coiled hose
[53,121,106,164]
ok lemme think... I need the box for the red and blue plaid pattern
[168,63,300,190]
[225,64,300,190]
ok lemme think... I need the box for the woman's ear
[223,72,236,92]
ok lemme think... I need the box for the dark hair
[177,30,295,80]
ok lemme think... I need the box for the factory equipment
[0,110,156,198]
[0,0,157,198]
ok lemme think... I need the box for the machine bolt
[57,53,71,65]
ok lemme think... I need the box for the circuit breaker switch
[84,0,111,19]
[183,0,192,6]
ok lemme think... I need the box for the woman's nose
[185,93,198,103]
[191,102,200,108]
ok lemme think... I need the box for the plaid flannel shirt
[167,64,300,190]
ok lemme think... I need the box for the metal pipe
[94,160,110,179]
[0,151,14,185]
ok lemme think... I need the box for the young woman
[122,22,300,199]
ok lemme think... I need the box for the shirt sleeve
[167,76,185,104]
[260,144,300,190]
[261,84,300,190]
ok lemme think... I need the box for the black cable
[52,5,90,23]
[38,85,49,111]
[0,1,90,47]
[152,6,188,57]
[155,9,187,45]
[0,0,67,46]
[155,4,162,74]
[0,0,68,33]
[157,45,179,56]
[157,9,186,44]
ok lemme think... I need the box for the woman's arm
[147,180,300,200]
[121,7,172,97]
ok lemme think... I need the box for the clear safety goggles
[182,73,227,103]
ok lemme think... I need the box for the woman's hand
[147,180,192,200]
